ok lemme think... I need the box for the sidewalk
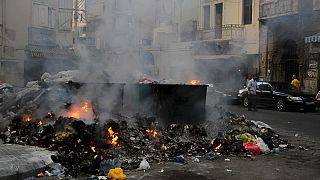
[0,142,54,180]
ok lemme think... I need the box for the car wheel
[276,99,286,111]
[243,97,249,108]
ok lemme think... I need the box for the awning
[193,55,243,60]
[26,45,70,58]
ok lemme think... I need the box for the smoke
[36,0,250,129]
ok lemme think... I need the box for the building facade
[152,0,260,85]
[259,0,320,94]
[0,0,77,86]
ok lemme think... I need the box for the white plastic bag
[256,136,270,154]
[138,158,150,170]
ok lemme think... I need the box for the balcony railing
[198,24,245,41]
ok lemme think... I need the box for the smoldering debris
[1,105,292,178]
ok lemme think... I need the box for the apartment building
[259,0,320,93]
[152,0,260,84]
[0,0,76,86]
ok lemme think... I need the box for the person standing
[247,75,257,111]
[291,75,300,91]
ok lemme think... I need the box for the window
[259,83,273,91]
[87,37,96,47]
[203,5,210,30]
[243,0,252,25]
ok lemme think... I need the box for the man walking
[247,75,257,111]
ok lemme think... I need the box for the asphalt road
[223,104,320,139]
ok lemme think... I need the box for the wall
[0,0,32,85]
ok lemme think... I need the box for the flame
[214,144,222,152]
[91,146,96,152]
[108,127,119,145]
[47,112,54,118]
[38,120,43,126]
[190,80,201,85]
[211,138,223,152]
[146,129,159,138]
[82,102,90,112]
[61,101,94,120]
[23,115,32,123]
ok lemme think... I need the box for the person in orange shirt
[291,75,300,90]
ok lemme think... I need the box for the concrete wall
[0,0,32,86]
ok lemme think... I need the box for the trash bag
[243,143,261,156]
[256,136,270,154]
[238,133,256,144]
[107,168,127,180]
[45,163,65,177]
[205,151,219,160]
[174,155,185,163]
[138,158,150,170]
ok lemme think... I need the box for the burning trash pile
[0,104,292,178]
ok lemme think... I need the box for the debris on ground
[0,72,293,179]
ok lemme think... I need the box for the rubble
[0,72,293,179]
[0,105,293,178]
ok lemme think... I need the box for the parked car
[316,90,320,107]
[237,81,316,111]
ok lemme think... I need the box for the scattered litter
[191,156,200,163]
[226,169,233,172]
[107,168,127,180]
[298,145,310,151]
[244,143,261,156]
[205,151,219,160]
[174,155,185,163]
[160,169,164,173]
[224,158,230,161]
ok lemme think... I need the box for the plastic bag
[138,158,150,170]
[107,168,127,180]
[244,143,261,156]
[256,136,270,154]
[238,133,256,144]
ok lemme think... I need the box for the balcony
[260,0,299,20]
[198,24,245,41]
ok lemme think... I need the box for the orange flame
[214,144,222,152]
[146,129,159,138]
[38,120,43,126]
[91,146,96,152]
[190,80,201,85]
[47,112,54,118]
[82,102,90,112]
[23,115,32,123]
[108,127,119,145]
[61,101,94,120]
[211,138,223,152]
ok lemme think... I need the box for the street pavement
[0,142,53,180]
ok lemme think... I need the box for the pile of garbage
[0,106,292,178]
[0,71,80,130]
